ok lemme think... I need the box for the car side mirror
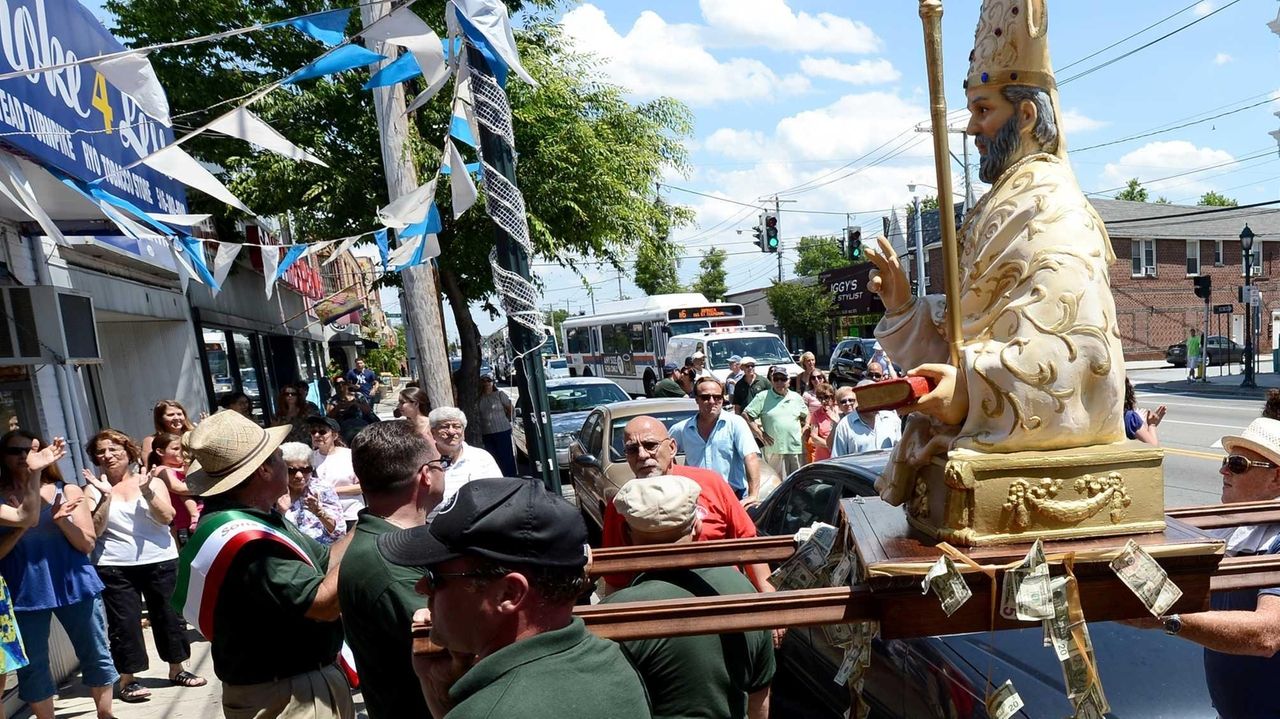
[572,453,601,470]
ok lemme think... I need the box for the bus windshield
[707,336,791,369]
[668,320,712,336]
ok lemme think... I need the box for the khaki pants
[765,452,802,480]
[222,665,354,719]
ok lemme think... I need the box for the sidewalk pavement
[18,629,368,719]
[1126,358,1280,399]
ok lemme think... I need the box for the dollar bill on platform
[1110,539,1183,617]
[1060,647,1092,700]
[1073,683,1109,719]
[834,642,869,686]
[985,680,1025,719]
[830,553,854,588]
[1045,576,1072,660]
[1000,539,1053,621]
[921,555,972,617]
[823,622,857,647]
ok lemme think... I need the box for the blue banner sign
[0,0,187,215]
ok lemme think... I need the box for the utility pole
[360,0,452,407]
[760,195,797,283]
[915,124,974,209]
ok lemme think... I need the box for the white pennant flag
[0,154,66,246]
[453,0,536,85]
[261,245,281,299]
[365,7,451,115]
[142,144,253,215]
[151,213,212,227]
[211,241,242,292]
[378,179,436,229]
[300,239,337,259]
[323,235,362,265]
[206,108,328,167]
[386,234,421,267]
[445,140,476,218]
[91,52,172,126]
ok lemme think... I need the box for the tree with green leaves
[546,308,569,349]
[691,248,728,301]
[1116,179,1149,202]
[108,1,692,426]
[634,235,684,295]
[1155,196,1171,204]
[793,236,849,277]
[1198,191,1238,207]
[901,195,939,218]
[765,280,834,340]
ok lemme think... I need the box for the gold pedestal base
[905,441,1166,546]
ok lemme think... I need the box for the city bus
[560,293,745,396]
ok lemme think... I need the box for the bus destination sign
[669,306,744,321]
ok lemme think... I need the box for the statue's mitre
[964,0,1055,92]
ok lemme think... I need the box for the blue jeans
[15,595,119,702]
[483,429,518,477]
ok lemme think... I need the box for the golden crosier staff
[917,0,963,368]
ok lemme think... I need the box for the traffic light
[751,214,766,252]
[1193,275,1211,300]
[846,227,863,262]
[763,212,779,252]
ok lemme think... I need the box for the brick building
[912,199,1280,361]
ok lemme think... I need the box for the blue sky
[82,0,1280,340]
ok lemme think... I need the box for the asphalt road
[1128,365,1262,508]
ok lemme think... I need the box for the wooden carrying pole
[918,0,964,366]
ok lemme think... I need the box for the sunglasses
[3,446,30,456]
[420,566,505,591]
[289,465,314,475]
[838,398,857,406]
[623,439,668,455]
[866,373,884,380]
[1221,454,1278,475]
[771,375,789,381]
[696,393,723,402]
[283,391,298,397]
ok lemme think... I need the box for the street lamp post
[907,183,925,297]
[1242,223,1257,388]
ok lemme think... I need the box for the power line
[1086,147,1277,197]
[1059,0,1244,85]
[1073,97,1276,153]
[1054,0,1204,73]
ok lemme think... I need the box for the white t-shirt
[313,447,363,522]
[429,443,503,522]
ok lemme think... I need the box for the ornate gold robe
[874,152,1125,505]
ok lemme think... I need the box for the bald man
[598,416,772,594]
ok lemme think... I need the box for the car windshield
[608,409,698,461]
[707,337,791,368]
[548,359,568,369]
[546,383,629,413]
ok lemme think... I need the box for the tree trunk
[439,267,484,446]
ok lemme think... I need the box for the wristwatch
[1162,614,1183,636]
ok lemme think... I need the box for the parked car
[513,376,629,471]
[752,454,1215,718]
[568,398,783,532]
[827,338,900,387]
[1166,335,1243,367]
[545,356,571,379]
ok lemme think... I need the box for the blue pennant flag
[275,244,309,281]
[364,52,420,90]
[399,203,442,238]
[285,45,386,85]
[393,236,429,271]
[449,114,477,148]
[270,9,352,46]
[439,160,481,177]
[456,11,508,87]
[374,229,389,269]
[59,172,176,237]
[178,235,220,289]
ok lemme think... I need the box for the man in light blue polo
[830,384,902,457]
[670,376,763,504]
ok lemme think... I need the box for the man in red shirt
[600,415,773,594]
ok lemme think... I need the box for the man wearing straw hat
[1126,417,1280,719]
[173,410,354,719]
[866,0,1125,505]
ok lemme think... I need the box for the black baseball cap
[378,477,589,569]
[305,416,340,433]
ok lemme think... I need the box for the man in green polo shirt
[745,365,809,479]
[378,478,651,719]
[605,476,774,719]
[339,421,446,719]
[652,363,689,398]
[177,410,353,719]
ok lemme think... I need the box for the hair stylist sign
[0,0,186,215]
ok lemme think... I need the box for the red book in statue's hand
[851,376,933,412]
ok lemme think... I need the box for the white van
[663,328,801,383]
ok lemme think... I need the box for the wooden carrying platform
[411,500,1280,651]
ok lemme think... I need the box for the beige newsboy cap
[613,476,701,537]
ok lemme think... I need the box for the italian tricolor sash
[171,510,313,639]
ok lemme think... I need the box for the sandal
[117,681,151,703]
[170,671,207,688]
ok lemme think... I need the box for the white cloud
[775,92,931,161]
[560,5,809,106]
[1214,52,1232,65]
[1100,140,1235,196]
[798,57,901,85]
[703,129,770,161]
[1060,109,1107,135]
[1194,1,1214,17]
[698,0,881,54]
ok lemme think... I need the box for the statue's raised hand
[867,234,911,312]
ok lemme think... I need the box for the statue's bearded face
[966,88,1024,184]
